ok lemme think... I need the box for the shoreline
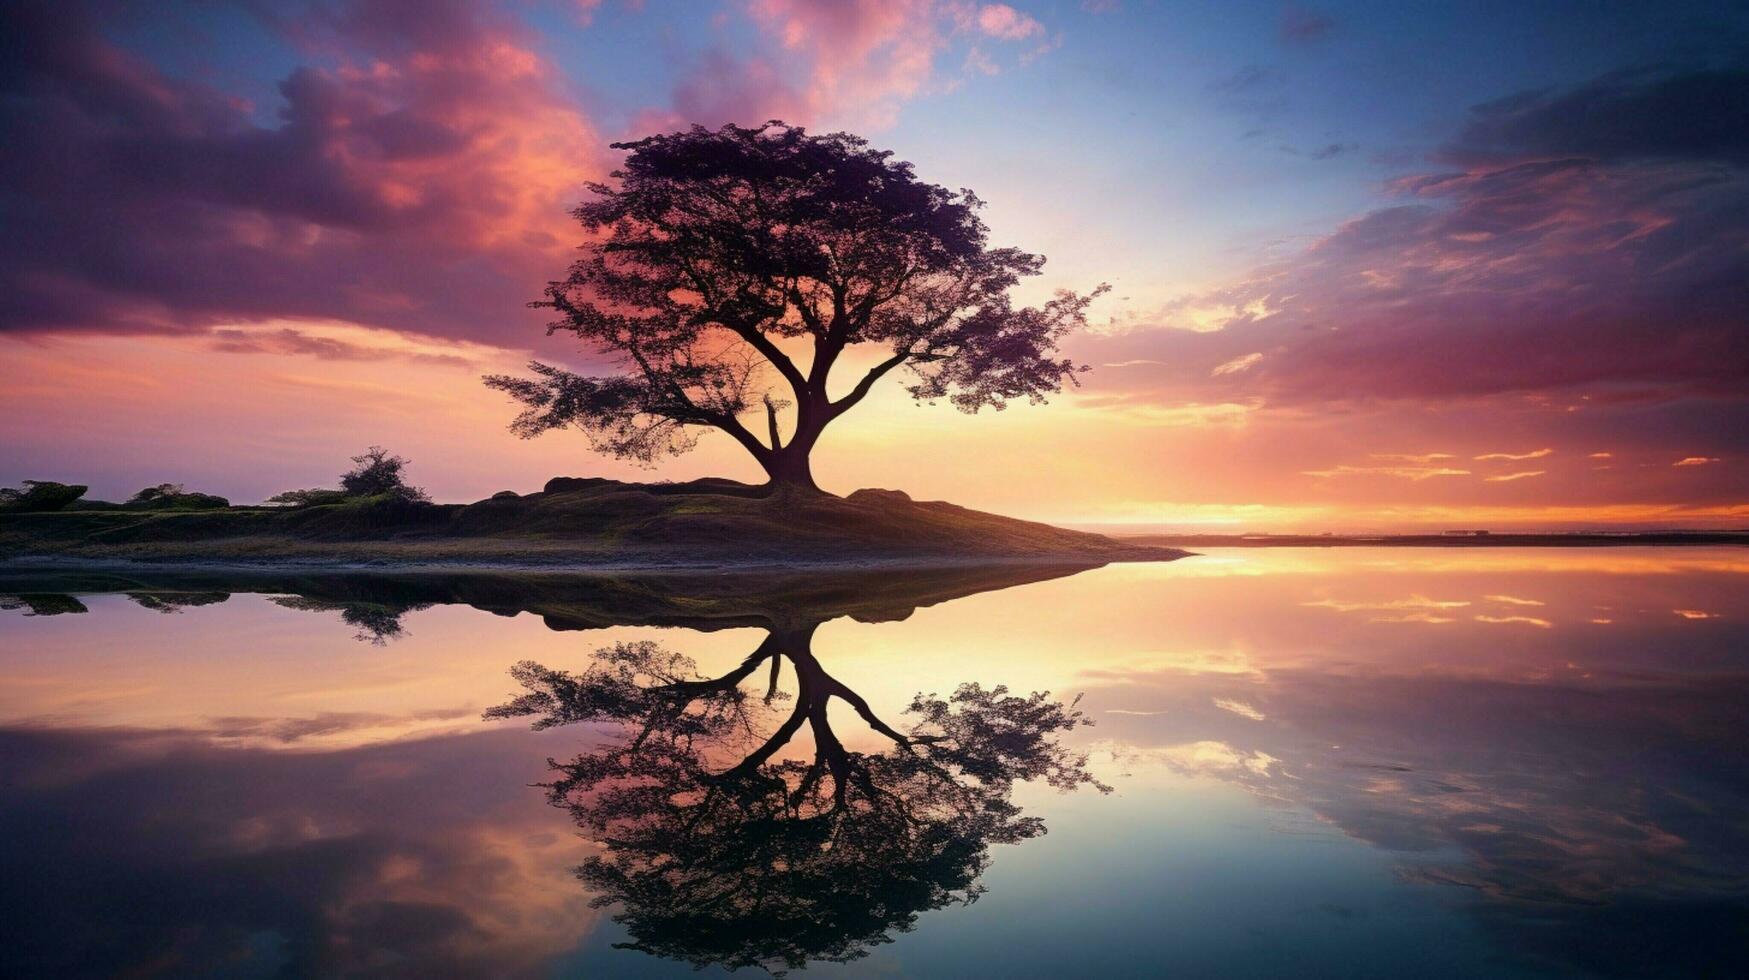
[0,480,1191,571]
[1117,531,1748,549]
[0,550,1187,578]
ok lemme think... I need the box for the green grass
[0,481,1185,568]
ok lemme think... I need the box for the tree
[128,483,185,503]
[338,446,428,501]
[265,447,427,506]
[127,484,228,510]
[0,480,87,513]
[264,488,348,507]
[487,623,1106,974]
[484,121,1102,492]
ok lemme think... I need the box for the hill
[0,477,1188,569]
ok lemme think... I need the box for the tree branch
[765,646,783,702]
[659,634,782,697]
[829,348,914,417]
[719,694,809,780]
[826,678,911,747]
[672,253,808,399]
[721,314,809,399]
[625,344,773,460]
[763,394,783,452]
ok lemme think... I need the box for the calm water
[2,548,1746,978]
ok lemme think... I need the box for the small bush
[265,446,430,507]
[341,446,429,502]
[129,483,183,504]
[0,480,89,513]
[127,483,229,510]
[266,488,350,507]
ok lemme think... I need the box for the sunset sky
[2,0,1745,530]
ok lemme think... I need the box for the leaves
[339,446,428,501]
[485,121,1100,471]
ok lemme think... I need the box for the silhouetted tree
[485,121,1102,491]
[127,484,229,510]
[264,488,348,507]
[339,446,429,501]
[0,480,88,512]
[488,624,1106,974]
[265,447,426,506]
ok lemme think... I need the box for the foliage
[265,488,349,507]
[485,121,1101,487]
[265,447,429,506]
[126,484,229,510]
[0,480,88,513]
[339,446,429,502]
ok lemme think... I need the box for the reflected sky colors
[3,548,1746,977]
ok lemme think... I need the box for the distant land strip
[1116,531,1749,548]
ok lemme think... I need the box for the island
[0,477,1185,570]
[1,124,1190,573]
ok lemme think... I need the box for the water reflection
[489,623,1106,974]
[267,594,432,643]
[0,562,1108,977]
[0,562,1099,636]
[0,592,88,615]
[1,550,1746,977]
[0,725,596,978]
[1060,552,1749,978]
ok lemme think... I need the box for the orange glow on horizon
[2,330,1744,533]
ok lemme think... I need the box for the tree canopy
[0,480,87,513]
[268,446,428,507]
[485,121,1101,490]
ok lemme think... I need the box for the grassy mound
[0,479,1186,568]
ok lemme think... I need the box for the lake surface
[2,548,1746,978]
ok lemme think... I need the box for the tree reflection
[127,591,230,613]
[488,623,1108,974]
[0,593,88,615]
[268,594,430,644]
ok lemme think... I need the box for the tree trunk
[759,402,826,492]
[760,447,820,492]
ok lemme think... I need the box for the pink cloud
[0,0,603,343]
[743,0,944,126]
[974,4,1044,40]
[715,1,1051,128]
[1475,449,1553,461]
[571,0,605,25]
[666,48,809,128]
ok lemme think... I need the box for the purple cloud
[1078,68,1749,410]
[0,0,600,342]
[1442,66,1749,166]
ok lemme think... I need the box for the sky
[1,0,1745,530]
